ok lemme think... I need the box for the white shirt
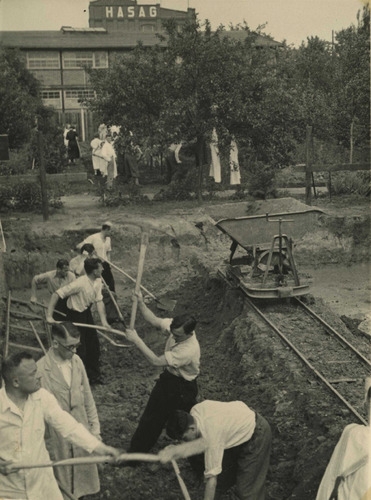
[158,318,200,381]
[33,270,75,295]
[57,358,72,387]
[316,424,371,500]
[56,275,103,312]
[69,254,87,276]
[83,233,111,261]
[0,387,100,500]
[100,141,116,163]
[191,400,256,478]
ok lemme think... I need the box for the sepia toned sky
[0,0,367,46]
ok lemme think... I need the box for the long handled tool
[105,258,176,312]
[10,452,159,471]
[72,322,130,348]
[29,321,47,355]
[130,231,149,329]
[101,277,126,327]
[172,460,192,500]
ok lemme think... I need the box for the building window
[141,24,155,32]
[65,89,95,99]
[63,52,93,68]
[27,51,60,69]
[62,51,108,69]
[40,90,62,108]
[94,51,108,68]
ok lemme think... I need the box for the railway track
[242,293,371,424]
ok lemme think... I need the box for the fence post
[305,126,312,206]
[37,130,49,221]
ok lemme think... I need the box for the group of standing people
[90,124,141,188]
[1,219,272,500]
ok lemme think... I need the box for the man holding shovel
[125,292,200,454]
[46,258,110,385]
[0,351,120,500]
[30,258,75,320]
[77,222,115,292]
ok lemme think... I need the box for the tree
[87,18,300,199]
[333,5,370,158]
[0,48,42,149]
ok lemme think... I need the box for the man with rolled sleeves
[46,258,109,385]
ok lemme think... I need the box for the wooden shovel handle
[72,322,126,338]
[172,460,192,500]
[105,259,156,300]
[129,231,149,329]
[11,452,159,471]
[101,278,125,322]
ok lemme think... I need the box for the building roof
[0,30,166,50]
[0,28,282,51]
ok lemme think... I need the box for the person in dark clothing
[66,125,80,164]
[124,293,200,453]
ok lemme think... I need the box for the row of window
[27,51,108,70]
[41,89,95,108]
[41,89,95,99]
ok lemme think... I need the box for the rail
[243,295,369,426]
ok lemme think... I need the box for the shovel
[72,323,130,348]
[130,231,149,329]
[105,259,176,312]
[101,277,126,327]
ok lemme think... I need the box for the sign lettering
[104,5,158,19]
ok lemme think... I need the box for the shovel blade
[155,298,177,312]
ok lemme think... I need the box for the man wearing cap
[77,222,115,291]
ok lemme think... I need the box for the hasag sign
[105,5,158,19]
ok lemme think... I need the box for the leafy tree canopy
[0,48,42,148]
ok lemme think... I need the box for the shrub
[247,162,277,199]
[327,171,370,196]
[98,181,151,207]
[0,145,33,176]
[0,181,64,212]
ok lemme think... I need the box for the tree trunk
[305,126,312,206]
[195,136,205,204]
[37,130,49,221]
[349,119,354,164]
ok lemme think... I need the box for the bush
[98,181,151,207]
[0,181,64,212]
[153,162,199,201]
[247,162,277,199]
[327,171,370,196]
[0,145,33,176]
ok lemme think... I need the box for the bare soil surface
[1,191,370,500]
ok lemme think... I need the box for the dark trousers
[129,370,198,453]
[189,413,271,500]
[53,297,69,321]
[102,261,115,292]
[66,307,101,382]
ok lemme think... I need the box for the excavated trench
[0,197,370,499]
